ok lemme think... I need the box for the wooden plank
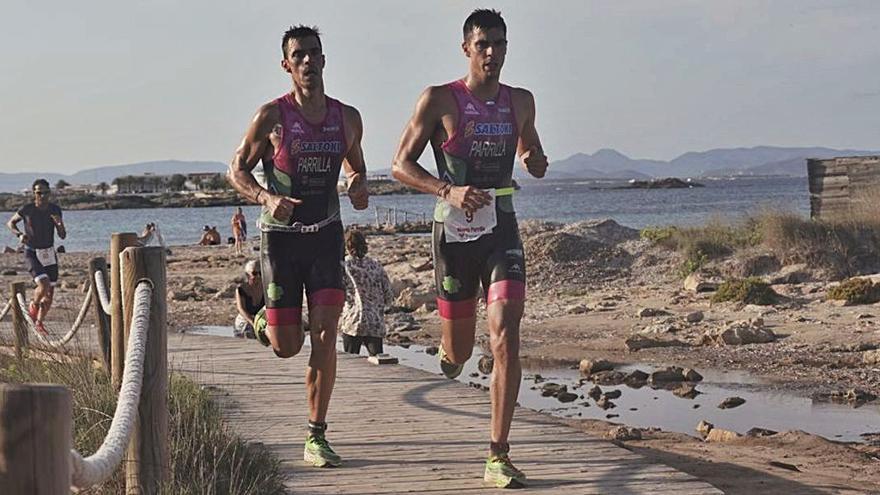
[168,334,723,494]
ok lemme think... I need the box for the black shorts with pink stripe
[260,222,345,326]
[432,211,526,319]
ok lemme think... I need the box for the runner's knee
[268,324,303,358]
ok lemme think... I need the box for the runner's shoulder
[507,85,535,104]
[336,100,363,128]
[253,100,283,127]
[417,85,457,117]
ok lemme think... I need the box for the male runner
[6,179,67,335]
[392,9,548,488]
[227,25,369,468]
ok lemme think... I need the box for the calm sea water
[1,177,809,253]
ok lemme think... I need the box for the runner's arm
[514,89,548,178]
[342,106,369,210]
[51,207,66,240]
[392,87,450,196]
[228,104,276,204]
[6,213,23,239]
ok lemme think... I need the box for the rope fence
[0,241,168,494]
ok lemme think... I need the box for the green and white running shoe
[437,345,464,379]
[253,307,270,347]
[484,454,527,489]
[303,435,342,468]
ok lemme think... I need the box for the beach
[1,220,878,493]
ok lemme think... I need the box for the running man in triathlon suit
[392,9,547,488]
[6,179,67,336]
[227,25,369,468]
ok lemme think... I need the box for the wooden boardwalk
[169,333,722,494]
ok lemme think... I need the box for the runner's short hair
[463,9,506,40]
[32,178,50,190]
[282,25,322,57]
[345,230,368,259]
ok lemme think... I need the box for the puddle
[184,325,879,443]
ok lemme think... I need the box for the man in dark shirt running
[6,179,67,335]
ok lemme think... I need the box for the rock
[169,290,197,301]
[578,358,614,376]
[845,388,877,403]
[606,426,642,441]
[767,264,812,285]
[557,392,578,403]
[596,396,616,409]
[705,428,742,443]
[683,368,704,382]
[649,367,686,385]
[395,287,435,311]
[541,383,567,397]
[637,307,671,318]
[602,389,622,400]
[746,427,778,437]
[424,346,439,356]
[390,278,416,296]
[532,374,545,383]
[640,322,679,335]
[686,311,704,323]
[864,350,880,365]
[62,280,78,289]
[703,320,776,346]
[728,254,781,278]
[673,384,700,399]
[1,269,16,276]
[589,371,627,386]
[388,313,421,332]
[587,385,602,400]
[623,370,649,387]
[857,313,875,319]
[415,301,437,313]
[624,335,688,351]
[718,397,746,409]
[684,273,721,293]
[696,420,714,437]
[478,355,494,375]
[566,304,590,314]
[410,259,433,272]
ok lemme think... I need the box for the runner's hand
[522,145,548,178]
[18,233,29,245]
[50,214,63,226]
[347,172,369,210]
[445,186,492,213]
[262,193,303,221]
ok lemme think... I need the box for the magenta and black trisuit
[432,79,526,319]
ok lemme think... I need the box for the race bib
[443,190,497,243]
[35,247,57,267]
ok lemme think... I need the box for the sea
[1,177,809,253]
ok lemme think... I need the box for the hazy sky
[1,0,878,174]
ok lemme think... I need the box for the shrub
[827,277,880,305]
[711,277,778,305]
[640,226,678,245]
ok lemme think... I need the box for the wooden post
[120,246,169,494]
[0,384,72,494]
[110,232,138,388]
[374,207,380,227]
[89,257,112,371]
[9,282,28,359]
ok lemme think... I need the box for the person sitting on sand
[340,230,393,357]
[234,260,263,339]
[198,225,221,246]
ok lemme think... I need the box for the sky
[1,0,878,174]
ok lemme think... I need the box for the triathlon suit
[18,202,62,284]
[431,79,526,319]
[259,94,347,326]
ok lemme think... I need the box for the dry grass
[0,352,285,494]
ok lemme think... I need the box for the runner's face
[282,36,325,90]
[33,186,50,206]
[463,27,507,79]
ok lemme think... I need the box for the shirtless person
[227,25,369,468]
[6,179,67,335]
[231,207,247,255]
[392,9,548,488]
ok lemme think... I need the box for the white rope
[15,287,92,348]
[0,298,11,321]
[70,281,153,490]
[93,270,111,315]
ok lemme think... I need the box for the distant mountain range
[2,146,877,192]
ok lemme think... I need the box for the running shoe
[253,307,270,347]
[34,320,49,336]
[484,453,527,489]
[27,301,39,321]
[303,435,342,467]
[437,345,464,379]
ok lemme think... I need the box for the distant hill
[549,146,879,179]
[0,160,226,192]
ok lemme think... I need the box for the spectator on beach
[340,230,393,356]
[231,207,247,255]
[234,259,263,339]
[138,222,172,254]
[198,225,221,246]
[5,179,66,335]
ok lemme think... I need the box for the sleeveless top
[260,94,347,229]
[433,79,518,220]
